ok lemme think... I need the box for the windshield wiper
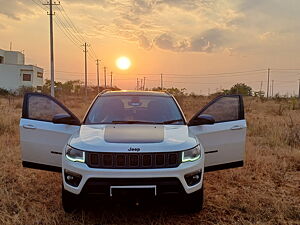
[161,119,184,124]
[111,119,184,125]
[111,120,157,124]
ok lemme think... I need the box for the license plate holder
[110,185,157,197]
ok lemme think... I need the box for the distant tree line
[0,80,298,100]
[151,83,257,97]
[41,79,120,96]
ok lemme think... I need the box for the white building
[0,49,43,92]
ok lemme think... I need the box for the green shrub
[0,88,10,96]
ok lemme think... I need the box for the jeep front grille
[85,152,181,169]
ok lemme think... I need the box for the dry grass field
[0,94,299,225]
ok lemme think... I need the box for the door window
[25,94,71,122]
[198,96,243,123]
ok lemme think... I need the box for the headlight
[65,146,85,163]
[182,145,201,162]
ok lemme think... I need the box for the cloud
[190,37,210,52]
[0,0,34,20]
[235,0,300,32]
[154,28,232,53]
[259,32,276,41]
[154,33,192,52]
[192,29,229,51]
[157,0,211,10]
[138,34,153,49]
[0,0,238,52]
[3,0,300,54]
[0,22,6,30]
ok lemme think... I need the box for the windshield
[84,95,185,125]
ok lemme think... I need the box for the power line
[34,0,84,51]
[54,15,83,48]
[55,3,97,60]
[47,68,300,79]
[138,69,266,77]
[36,0,97,62]
[89,46,98,59]
[272,68,300,71]
[45,70,96,75]
[58,4,87,43]
[55,5,85,43]
[157,72,266,79]
[54,6,83,45]
[32,0,48,11]
[87,50,96,61]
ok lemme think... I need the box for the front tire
[182,185,204,213]
[62,186,80,213]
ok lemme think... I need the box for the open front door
[20,93,81,172]
[188,95,247,172]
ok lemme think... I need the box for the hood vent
[104,125,164,143]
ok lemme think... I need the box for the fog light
[64,170,82,187]
[184,170,202,187]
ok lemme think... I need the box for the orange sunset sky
[1,0,300,95]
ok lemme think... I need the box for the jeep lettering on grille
[128,147,141,152]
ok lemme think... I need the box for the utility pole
[110,71,113,88]
[136,78,139,90]
[96,59,100,93]
[267,68,270,99]
[160,73,163,90]
[82,42,89,98]
[104,67,107,88]
[9,42,12,51]
[298,79,300,99]
[103,66,106,89]
[139,78,142,90]
[271,80,274,97]
[143,77,146,90]
[44,0,60,97]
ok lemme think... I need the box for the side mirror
[188,114,215,126]
[52,114,81,126]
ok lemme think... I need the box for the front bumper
[62,156,204,196]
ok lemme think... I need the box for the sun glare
[116,56,131,70]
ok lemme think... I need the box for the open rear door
[20,93,80,172]
[188,95,247,172]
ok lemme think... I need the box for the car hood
[69,124,197,153]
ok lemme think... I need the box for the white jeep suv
[20,90,246,212]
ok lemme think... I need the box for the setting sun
[116,56,131,70]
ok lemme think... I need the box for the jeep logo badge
[128,147,141,152]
